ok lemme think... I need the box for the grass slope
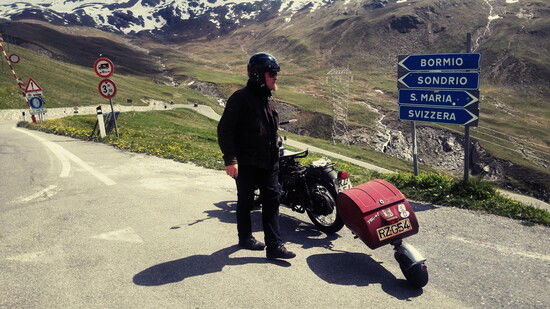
[0,44,220,110]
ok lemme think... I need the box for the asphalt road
[1,122,549,308]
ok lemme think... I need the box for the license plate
[376,219,412,241]
[338,179,352,193]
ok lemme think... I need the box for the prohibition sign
[98,79,117,99]
[9,54,20,64]
[94,58,114,78]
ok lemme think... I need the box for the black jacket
[217,81,279,169]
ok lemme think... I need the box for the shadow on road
[208,201,340,250]
[133,245,290,286]
[409,201,438,212]
[191,201,424,298]
[307,252,423,299]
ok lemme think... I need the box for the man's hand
[225,164,238,179]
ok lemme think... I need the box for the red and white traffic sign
[98,79,117,99]
[9,54,20,64]
[94,58,114,78]
[26,91,43,100]
[24,78,43,93]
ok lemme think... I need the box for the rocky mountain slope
[2,0,548,88]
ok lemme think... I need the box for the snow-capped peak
[0,0,335,35]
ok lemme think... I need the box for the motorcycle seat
[281,149,309,159]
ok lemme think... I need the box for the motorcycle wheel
[394,252,429,288]
[306,184,344,234]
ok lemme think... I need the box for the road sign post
[24,78,46,123]
[397,40,480,178]
[28,96,46,123]
[464,33,473,181]
[412,122,418,176]
[108,98,119,138]
[96,60,119,137]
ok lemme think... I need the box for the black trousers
[235,164,282,248]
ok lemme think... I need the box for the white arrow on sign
[464,109,479,126]
[464,91,478,108]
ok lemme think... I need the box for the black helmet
[247,53,280,85]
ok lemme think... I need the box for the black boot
[238,237,266,251]
[266,244,296,259]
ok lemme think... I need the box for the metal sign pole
[412,121,419,176]
[109,98,119,138]
[464,33,472,181]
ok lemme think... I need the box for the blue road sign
[398,72,479,90]
[398,89,479,107]
[29,96,44,109]
[398,53,481,71]
[399,105,478,126]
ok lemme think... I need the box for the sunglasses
[268,71,278,77]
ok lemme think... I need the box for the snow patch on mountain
[279,0,331,13]
[0,0,335,35]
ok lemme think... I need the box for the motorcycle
[258,120,428,288]
[254,119,351,234]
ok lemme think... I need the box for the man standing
[217,53,295,260]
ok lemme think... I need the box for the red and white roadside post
[0,34,37,122]
[94,57,119,137]
[96,106,107,138]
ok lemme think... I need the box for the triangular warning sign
[24,78,43,93]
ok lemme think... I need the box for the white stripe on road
[13,127,71,178]
[6,250,48,262]
[91,227,144,243]
[52,142,116,186]
[448,235,550,262]
[12,185,58,204]
[14,128,116,186]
